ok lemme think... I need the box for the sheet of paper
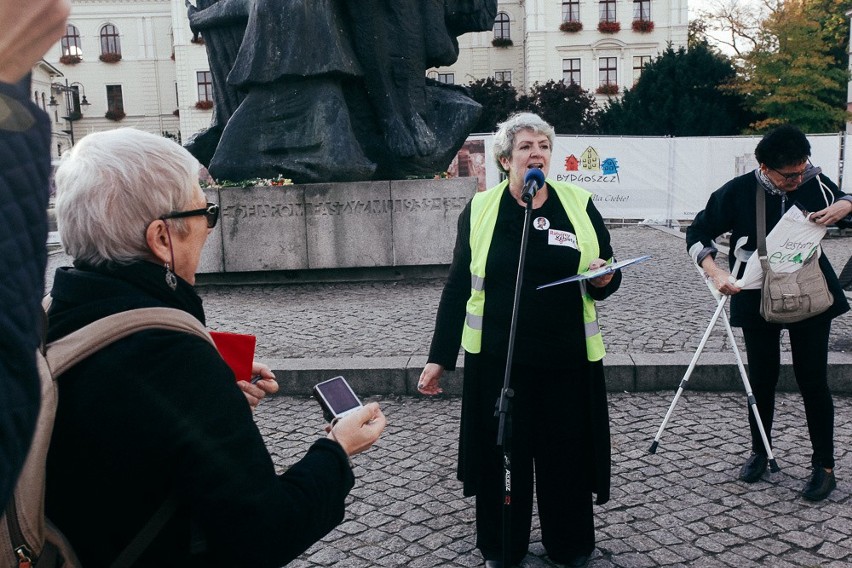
[537,255,652,290]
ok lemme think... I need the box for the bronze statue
[185,0,497,183]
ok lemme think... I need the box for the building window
[633,0,651,21]
[60,24,82,57]
[562,58,581,86]
[494,70,512,84]
[106,85,124,113]
[599,57,617,86]
[494,12,510,39]
[599,0,616,22]
[100,24,121,55]
[437,73,455,85]
[633,55,651,84]
[197,71,213,102]
[562,0,580,22]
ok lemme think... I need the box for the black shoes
[739,452,768,483]
[561,553,591,567]
[802,467,836,502]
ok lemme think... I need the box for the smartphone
[312,376,363,423]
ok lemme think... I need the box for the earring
[164,262,177,291]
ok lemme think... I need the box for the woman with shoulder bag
[686,125,852,502]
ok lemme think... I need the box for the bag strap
[43,305,217,568]
[45,307,216,377]
[755,185,768,259]
[109,495,180,568]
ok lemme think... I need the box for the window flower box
[59,54,81,65]
[596,84,619,95]
[597,20,621,34]
[105,109,126,121]
[195,100,214,110]
[99,52,122,63]
[491,37,513,47]
[632,19,654,33]
[560,21,583,33]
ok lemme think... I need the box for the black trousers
[742,320,835,469]
[473,360,595,564]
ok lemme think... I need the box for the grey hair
[55,128,201,267]
[492,112,556,173]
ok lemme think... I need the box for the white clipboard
[537,255,652,290]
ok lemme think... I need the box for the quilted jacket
[0,75,51,509]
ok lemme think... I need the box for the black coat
[45,261,354,567]
[686,171,850,328]
[0,76,50,509]
[428,185,620,504]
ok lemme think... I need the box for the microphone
[521,168,545,204]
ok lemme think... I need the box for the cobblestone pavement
[259,391,852,568]
[47,226,851,359]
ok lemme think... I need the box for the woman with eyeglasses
[686,124,852,502]
[45,128,386,566]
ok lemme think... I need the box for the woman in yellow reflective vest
[418,113,622,568]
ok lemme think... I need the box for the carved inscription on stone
[222,196,469,219]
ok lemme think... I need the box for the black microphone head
[524,168,545,190]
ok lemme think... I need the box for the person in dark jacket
[686,124,852,502]
[45,128,387,567]
[0,0,70,510]
[417,113,621,568]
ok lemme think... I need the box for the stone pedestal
[199,177,476,276]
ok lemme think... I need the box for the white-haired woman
[45,128,386,566]
[418,113,621,568]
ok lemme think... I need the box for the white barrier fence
[457,132,847,222]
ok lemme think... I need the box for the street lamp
[48,79,89,146]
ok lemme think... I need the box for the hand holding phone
[327,402,386,457]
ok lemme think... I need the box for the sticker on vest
[533,217,550,230]
[548,229,577,248]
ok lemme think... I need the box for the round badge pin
[533,217,550,230]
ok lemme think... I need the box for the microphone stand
[495,193,534,567]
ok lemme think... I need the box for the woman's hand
[238,362,279,410]
[417,363,444,395]
[700,258,740,296]
[587,258,614,288]
[810,199,852,226]
[327,402,386,457]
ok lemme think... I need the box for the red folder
[209,331,256,382]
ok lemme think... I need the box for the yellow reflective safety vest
[460,179,607,361]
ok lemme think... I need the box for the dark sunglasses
[769,166,806,181]
[160,202,220,228]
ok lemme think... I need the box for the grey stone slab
[304,181,393,269]
[198,187,224,273]
[264,357,409,396]
[390,178,476,266]
[603,353,636,392]
[219,185,308,272]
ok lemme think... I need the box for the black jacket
[686,171,851,328]
[45,261,354,567]
[0,76,50,509]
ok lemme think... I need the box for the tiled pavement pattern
[260,392,852,568]
[46,226,852,566]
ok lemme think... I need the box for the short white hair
[492,113,555,173]
[55,128,201,267]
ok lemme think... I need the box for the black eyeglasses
[160,202,220,228]
[769,167,807,181]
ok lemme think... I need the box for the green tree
[465,77,520,133]
[737,0,850,132]
[526,80,598,134]
[597,42,752,136]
